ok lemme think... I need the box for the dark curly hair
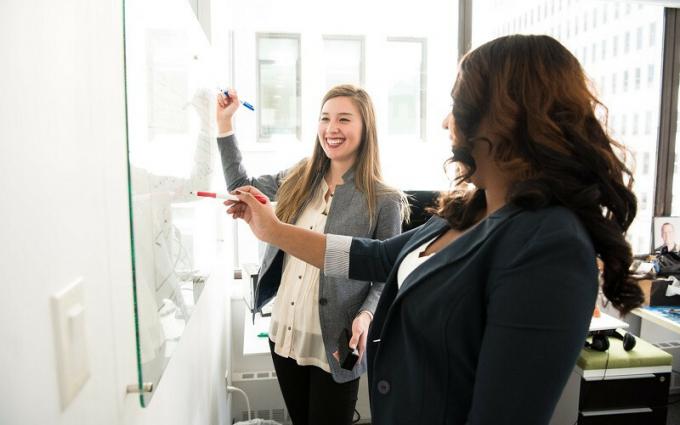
[436,34,643,315]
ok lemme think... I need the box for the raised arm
[466,223,598,425]
[216,134,287,199]
[216,91,286,199]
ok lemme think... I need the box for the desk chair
[403,190,440,232]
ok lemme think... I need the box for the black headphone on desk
[584,330,636,352]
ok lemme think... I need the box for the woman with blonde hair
[216,84,406,425]
[225,35,644,424]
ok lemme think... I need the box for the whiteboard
[124,0,220,406]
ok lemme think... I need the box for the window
[256,34,301,142]
[575,18,579,36]
[613,35,618,57]
[672,48,680,214]
[386,38,426,141]
[640,192,648,211]
[603,4,608,24]
[323,36,364,90]
[471,0,664,254]
[643,152,651,175]
[566,19,571,39]
[592,43,597,63]
[621,114,627,135]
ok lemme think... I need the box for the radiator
[230,370,292,424]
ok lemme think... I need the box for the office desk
[243,310,271,355]
[632,307,680,335]
[549,312,664,425]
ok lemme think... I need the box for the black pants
[269,340,360,425]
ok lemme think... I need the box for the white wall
[0,1,232,424]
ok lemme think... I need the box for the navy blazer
[344,204,598,424]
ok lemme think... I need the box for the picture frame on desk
[652,216,680,255]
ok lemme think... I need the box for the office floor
[669,398,680,425]
[354,401,680,424]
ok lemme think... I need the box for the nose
[326,120,340,134]
[442,113,452,130]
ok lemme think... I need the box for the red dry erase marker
[191,191,268,204]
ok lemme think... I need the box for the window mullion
[654,8,680,217]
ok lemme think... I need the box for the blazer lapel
[395,203,521,298]
[393,217,450,265]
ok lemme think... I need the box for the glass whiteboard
[123,0,219,406]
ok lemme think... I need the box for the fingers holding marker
[232,186,269,205]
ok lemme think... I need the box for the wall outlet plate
[51,277,90,409]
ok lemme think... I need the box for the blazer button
[377,380,390,395]
[319,297,328,306]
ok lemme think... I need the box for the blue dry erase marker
[222,89,255,111]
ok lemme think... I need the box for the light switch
[51,277,90,409]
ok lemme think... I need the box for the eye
[340,118,350,122]
[320,117,329,122]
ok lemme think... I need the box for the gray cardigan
[217,134,403,382]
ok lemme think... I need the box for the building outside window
[472,0,664,254]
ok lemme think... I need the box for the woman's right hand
[216,88,240,133]
[225,185,280,244]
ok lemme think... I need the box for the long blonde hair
[275,85,406,226]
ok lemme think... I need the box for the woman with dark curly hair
[225,35,644,425]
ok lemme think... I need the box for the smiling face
[317,96,363,165]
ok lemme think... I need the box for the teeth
[327,138,345,146]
